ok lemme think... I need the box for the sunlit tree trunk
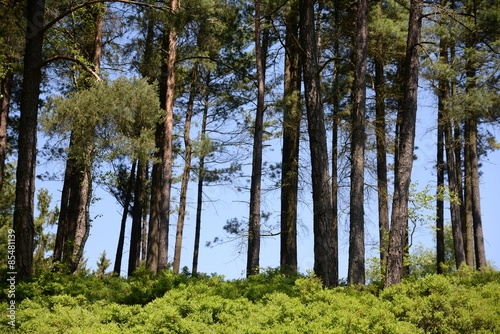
[173,65,197,274]
[300,0,335,286]
[464,20,487,268]
[385,0,422,288]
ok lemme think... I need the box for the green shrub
[2,267,498,333]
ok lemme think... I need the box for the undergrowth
[1,266,499,333]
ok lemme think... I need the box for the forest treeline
[0,0,498,288]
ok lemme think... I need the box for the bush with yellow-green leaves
[1,267,499,333]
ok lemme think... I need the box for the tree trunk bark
[466,117,487,269]
[375,54,389,273]
[348,0,368,286]
[157,0,179,271]
[128,160,145,276]
[280,0,301,274]
[436,74,446,274]
[300,0,335,286]
[443,110,466,268]
[464,27,487,269]
[192,77,210,274]
[173,66,197,274]
[14,0,46,280]
[384,0,422,288]
[113,161,136,275]
[247,0,267,277]
[147,127,161,273]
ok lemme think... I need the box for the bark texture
[280,0,301,273]
[14,0,46,280]
[384,0,422,288]
[300,0,335,286]
[348,0,368,286]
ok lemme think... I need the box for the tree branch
[38,56,102,81]
[41,0,168,35]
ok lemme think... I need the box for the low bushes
[1,267,499,333]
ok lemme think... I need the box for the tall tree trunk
[128,160,145,276]
[348,0,368,286]
[436,68,446,274]
[466,117,487,268]
[443,108,466,268]
[280,0,301,274]
[463,141,475,265]
[147,126,162,273]
[14,0,46,280]
[384,0,422,288]
[247,0,268,277]
[53,136,75,263]
[114,161,136,275]
[156,0,179,272]
[192,76,210,274]
[55,4,104,274]
[330,0,342,285]
[300,0,335,286]
[63,142,94,274]
[464,23,487,268]
[141,163,149,262]
[375,54,389,272]
[173,65,197,274]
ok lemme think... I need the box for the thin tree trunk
[384,0,422,288]
[443,109,466,268]
[280,0,301,274]
[14,0,46,280]
[128,160,145,276]
[141,163,149,262]
[247,0,267,277]
[114,161,136,275]
[463,124,475,265]
[330,0,342,285]
[439,32,465,268]
[147,128,161,273]
[348,0,368,286]
[436,76,446,274]
[53,135,76,263]
[375,54,389,272]
[192,78,210,274]
[300,0,335,286]
[173,66,197,274]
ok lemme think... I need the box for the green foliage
[41,77,163,164]
[3,268,499,333]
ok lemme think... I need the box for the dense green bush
[1,267,499,333]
